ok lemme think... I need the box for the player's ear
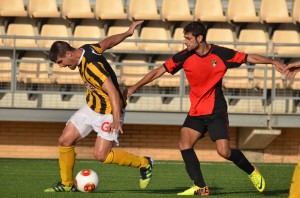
[197,35,203,43]
[66,51,72,58]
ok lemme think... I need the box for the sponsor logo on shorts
[101,121,110,132]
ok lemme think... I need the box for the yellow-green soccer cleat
[177,185,209,196]
[139,157,153,189]
[44,182,77,192]
[248,167,265,192]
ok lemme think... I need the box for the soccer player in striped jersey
[126,21,286,196]
[44,20,153,192]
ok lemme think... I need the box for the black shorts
[182,111,230,141]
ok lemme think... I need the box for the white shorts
[68,104,125,145]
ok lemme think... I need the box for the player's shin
[59,146,75,186]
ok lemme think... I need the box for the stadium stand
[128,0,161,21]
[17,53,52,85]
[0,52,12,85]
[293,0,300,24]
[227,0,260,23]
[62,0,94,19]
[38,19,71,48]
[94,0,127,20]
[4,22,38,48]
[237,24,269,54]
[161,0,193,22]
[138,22,172,52]
[260,0,292,23]
[206,25,235,49]
[28,0,61,19]
[73,20,104,48]
[172,27,184,52]
[107,21,139,51]
[272,24,300,55]
[253,64,287,89]
[223,66,253,89]
[119,55,152,86]
[194,0,226,22]
[0,0,27,17]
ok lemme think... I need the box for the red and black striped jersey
[78,43,126,114]
[164,44,247,116]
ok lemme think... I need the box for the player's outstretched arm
[283,60,300,79]
[99,20,143,52]
[246,54,286,73]
[127,65,167,97]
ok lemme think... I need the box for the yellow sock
[103,149,148,168]
[59,146,75,187]
[289,159,300,198]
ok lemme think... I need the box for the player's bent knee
[94,152,108,162]
[217,150,231,159]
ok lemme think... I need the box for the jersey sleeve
[214,46,247,69]
[163,50,189,75]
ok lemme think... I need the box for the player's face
[56,52,77,70]
[184,32,200,51]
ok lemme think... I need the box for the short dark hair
[49,41,75,62]
[184,22,207,42]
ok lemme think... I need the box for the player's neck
[195,43,211,56]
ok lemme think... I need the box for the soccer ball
[75,169,99,192]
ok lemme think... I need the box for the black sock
[181,148,206,187]
[228,149,255,175]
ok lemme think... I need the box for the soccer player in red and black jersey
[283,61,300,198]
[127,22,286,196]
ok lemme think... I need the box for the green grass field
[0,158,295,198]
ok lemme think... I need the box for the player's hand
[283,61,300,79]
[126,87,135,97]
[128,20,143,36]
[273,59,286,73]
[109,121,123,134]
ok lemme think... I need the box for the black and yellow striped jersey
[78,43,126,114]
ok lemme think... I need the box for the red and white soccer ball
[75,169,99,192]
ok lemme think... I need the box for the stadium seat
[107,22,139,51]
[194,0,226,22]
[120,56,151,86]
[237,25,268,54]
[260,0,292,23]
[0,0,27,17]
[28,0,60,18]
[290,72,300,90]
[52,64,83,85]
[227,0,260,23]
[73,21,104,48]
[206,26,235,49]
[253,64,286,89]
[18,55,52,84]
[272,25,300,55]
[171,27,185,52]
[94,0,127,20]
[4,23,38,48]
[129,0,160,21]
[0,54,12,84]
[62,0,94,19]
[293,0,300,24]
[161,0,193,21]
[223,67,253,89]
[38,23,70,49]
[138,24,171,52]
